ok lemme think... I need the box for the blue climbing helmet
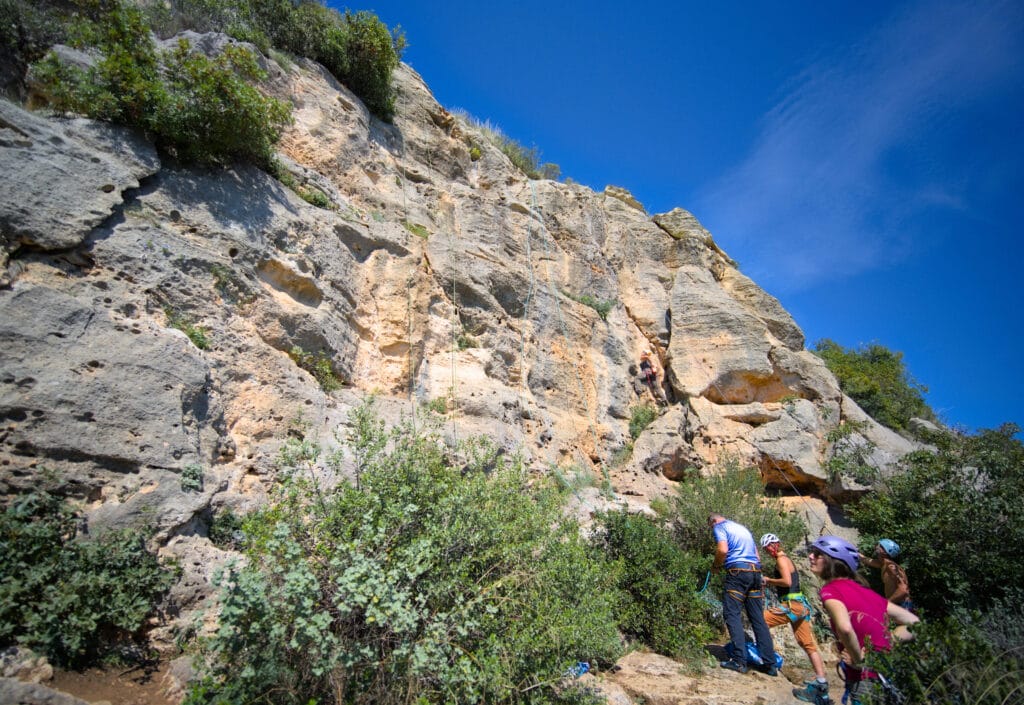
[877,538,901,559]
[810,535,860,573]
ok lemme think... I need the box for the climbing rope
[443,198,460,446]
[528,181,611,495]
[398,172,419,434]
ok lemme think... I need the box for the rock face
[0,35,916,648]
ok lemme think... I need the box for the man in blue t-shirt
[710,513,777,675]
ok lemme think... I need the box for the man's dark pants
[722,564,776,666]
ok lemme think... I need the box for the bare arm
[764,554,794,589]
[823,598,864,665]
[860,553,883,569]
[886,601,919,642]
[712,539,728,573]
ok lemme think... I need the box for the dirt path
[48,661,177,705]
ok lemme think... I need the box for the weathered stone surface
[0,41,923,649]
[0,677,88,705]
[0,99,159,260]
[1,647,52,684]
[0,286,221,479]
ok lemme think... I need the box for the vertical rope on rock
[529,181,610,495]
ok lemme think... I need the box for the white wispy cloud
[694,0,1023,292]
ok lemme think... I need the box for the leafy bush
[153,0,405,120]
[207,506,245,549]
[628,404,657,439]
[562,290,615,321]
[0,491,177,667]
[868,603,1024,705]
[0,0,65,97]
[822,420,878,485]
[154,39,291,166]
[181,463,205,492]
[592,510,714,660]
[30,0,291,169]
[288,345,342,391]
[185,405,622,704]
[402,219,430,239]
[849,424,1024,616]
[813,339,935,432]
[332,10,405,120]
[165,308,210,350]
[666,458,806,558]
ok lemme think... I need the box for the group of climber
[709,514,918,705]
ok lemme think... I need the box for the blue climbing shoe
[719,658,748,674]
[793,680,831,704]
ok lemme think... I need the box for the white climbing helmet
[760,533,780,548]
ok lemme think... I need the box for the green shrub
[867,604,1024,705]
[30,0,291,169]
[813,339,935,432]
[561,290,614,321]
[288,345,342,391]
[666,458,806,559]
[165,308,210,350]
[822,421,878,485]
[628,404,657,439]
[402,219,430,239]
[185,405,622,705]
[332,10,405,120]
[207,506,245,549]
[154,39,291,167]
[0,0,65,97]
[423,396,448,415]
[592,510,714,660]
[160,0,405,120]
[849,424,1024,616]
[453,110,561,180]
[181,463,204,492]
[0,491,177,667]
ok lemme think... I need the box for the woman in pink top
[807,536,919,705]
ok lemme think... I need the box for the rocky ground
[4,646,846,705]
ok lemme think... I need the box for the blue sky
[343,0,1024,433]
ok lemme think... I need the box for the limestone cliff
[0,37,914,643]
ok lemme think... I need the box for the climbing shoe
[753,661,778,676]
[719,658,749,674]
[793,680,831,704]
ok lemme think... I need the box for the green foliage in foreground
[813,339,935,433]
[0,491,177,667]
[185,405,622,705]
[592,510,714,661]
[30,0,291,168]
[849,424,1024,617]
[868,598,1024,705]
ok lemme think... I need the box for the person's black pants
[722,565,776,665]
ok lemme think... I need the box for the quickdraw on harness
[777,590,814,624]
[837,662,906,705]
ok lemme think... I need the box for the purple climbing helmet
[810,535,860,573]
